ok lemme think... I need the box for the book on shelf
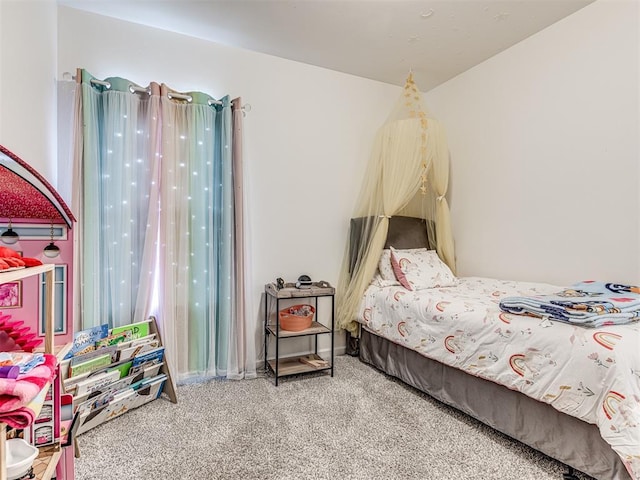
[63,324,109,360]
[111,319,152,340]
[73,362,163,407]
[95,330,132,348]
[68,352,112,378]
[129,346,164,376]
[116,335,159,362]
[74,369,121,397]
[70,345,117,366]
[62,316,177,435]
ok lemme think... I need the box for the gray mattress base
[360,328,630,480]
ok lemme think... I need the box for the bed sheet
[359,277,640,479]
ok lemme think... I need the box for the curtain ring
[437,195,445,202]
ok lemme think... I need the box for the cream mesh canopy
[337,73,455,335]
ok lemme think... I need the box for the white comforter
[359,277,640,479]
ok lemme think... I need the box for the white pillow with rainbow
[389,247,457,290]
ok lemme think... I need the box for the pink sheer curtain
[228,98,257,379]
[70,70,257,381]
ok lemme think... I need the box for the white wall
[425,0,640,285]
[56,6,400,357]
[0,0,58,184]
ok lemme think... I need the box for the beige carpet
[75,355,592,480]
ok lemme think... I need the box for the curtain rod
[87,77,248,111]
[166,92,223,107]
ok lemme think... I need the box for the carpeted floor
[75,355,593,480]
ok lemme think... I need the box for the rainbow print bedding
[499,281,640,327]
[358,277,640,479]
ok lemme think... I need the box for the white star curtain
[75,70,256,381]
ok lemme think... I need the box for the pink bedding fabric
[0,353,56,413]
[0,381,50,428]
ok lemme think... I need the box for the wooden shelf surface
[33,444,62,480]
[0,264,55,284]
[266,321,331,338]
[267,354,331,377]
[265,283,335,298]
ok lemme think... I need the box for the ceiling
[58,0,595,89]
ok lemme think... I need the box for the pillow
[390,249,412,290]
[389,247,457,290]
[378,249,400,285]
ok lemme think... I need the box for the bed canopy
[337,73,455,335]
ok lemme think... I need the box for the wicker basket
[279,304,315,331]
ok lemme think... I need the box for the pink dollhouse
[0,144,76,479]
[0,144,75,350]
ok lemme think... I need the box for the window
[39,265,67,335]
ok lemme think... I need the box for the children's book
[62,371,91,395]
[64,324,109,360]
[70,346,117,366]
[129,347,164,376]
[130,333,156,346]
[111,319,151,340]
[95,330,132,348]
[106,360,133,379]
[131,346,164,367]
[73,363,163,406]
[68,353,112,378]
[113,333,156,352]
[74,369,121,397]
[75,371,166,418]
[117,339,159,362]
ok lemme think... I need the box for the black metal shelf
[264,282,335,386]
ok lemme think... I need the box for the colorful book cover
[74,370,121,397]
[74,363,163,405]
[70,346,117,366]
[111,319,151,341]
[117,339,159,362]
[62,371,91,394]
[68,353,112,378]
[64,324,109,360]
[95,330,132,348]
[129,373,167,393]
[131,347,164,367]
[107,360,133,379]
[129,347,164,376]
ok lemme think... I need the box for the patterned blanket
[499,281,640,327]
[0,353,56,413]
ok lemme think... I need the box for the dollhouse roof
[0,145,75,228]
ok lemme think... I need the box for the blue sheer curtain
[158,87,234,379]
[80,71,160,329]
[77,70,246,380]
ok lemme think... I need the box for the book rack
[61,316,177,436]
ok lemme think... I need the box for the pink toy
[0,312,43,352]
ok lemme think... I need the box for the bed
[350,216,638,480]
